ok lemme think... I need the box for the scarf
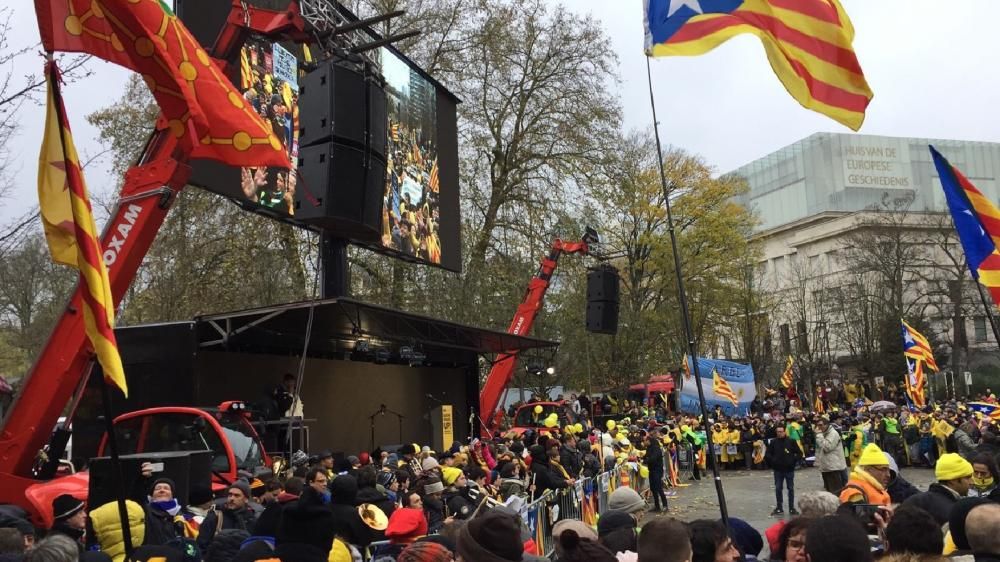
[150,498,182,516]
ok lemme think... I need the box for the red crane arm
[478,238,591,435]
[0,1,306,506]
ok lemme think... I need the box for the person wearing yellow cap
[901,452,974,525]
[839,443,891,506]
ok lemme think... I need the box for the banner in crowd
[679,357,756,416]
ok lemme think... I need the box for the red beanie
[359,452,371,465]
[385,508,428,544]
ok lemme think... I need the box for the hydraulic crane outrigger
[478,227,599,437]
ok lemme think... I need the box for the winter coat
[445,487,478,519]
[196,505,256,553]
[276,487,336,556]
[498,477,526,500]
[560,444,582,478]
[645,440,664,474]
[423,496,447,534]
[764,437,801,472]
[814,427,847,472]
[356,486,396,520]
[90,500,146,562]
[901,482,962,526]
[954,429,978,459]
[886,474,921,503]
[142,504,181,546]
[529,459,568,499]
[329,475,371,547]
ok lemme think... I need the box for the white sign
[271,43,298,92]
[965,371,973,386]
[841,138,913,189]
[874,376,884,386]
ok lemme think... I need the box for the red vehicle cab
[627,374,676,410]
[508,401,570,437]
[23,401,269,528]
[100,402,271,490]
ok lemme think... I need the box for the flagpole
[974,281,1000,350]
[645,56,729,524]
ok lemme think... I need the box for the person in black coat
[764,426,802,516]
[142,478,184,547]
[328,474,371,547]
[275,486,335,562]
[528,444,570,500]
[559,434,583,479]
[644,429,668,512]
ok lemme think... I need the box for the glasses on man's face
[787,539,806,551]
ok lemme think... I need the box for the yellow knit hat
[441,466,463,486]
[857,443,889,466]
[935,453,974,481]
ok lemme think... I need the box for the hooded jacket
[901,482,963,526]
[90,500,146,562]
[329,475,371,546]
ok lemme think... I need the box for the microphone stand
[370,404,405,450]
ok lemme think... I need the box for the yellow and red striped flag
[38,61,127,397]
[780,355,794,388]
[902,319,938,372]
[712,369,738,407]
[904,358,925,408]
[644,0,873,130]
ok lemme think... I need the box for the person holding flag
[712,369,739,409]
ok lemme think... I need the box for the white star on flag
[903,332,915,345]
[668,0,704,18]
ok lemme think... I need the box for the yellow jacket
[90,500,146,562]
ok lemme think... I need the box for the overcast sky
[4,1,1000,225]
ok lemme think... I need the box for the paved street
[642,465,937,535]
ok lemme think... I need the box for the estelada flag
[38,61,127,397]
[901,319,939,372]
[34,0,290,169]
[712,369,739,407]
[931,145,1000,311]
[644,0,873,130]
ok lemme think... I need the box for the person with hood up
[274,486,335,562]
[88,500,145,562]
[884,453,920,503]
[48,495,87,551]
[197,480,257,553]
[902,452,974,526]
[579,438,601,479]
[528,441,571,500]
[839,443,892,506]
[456,509,523,562]
[327,473,372,548]
[356,465,396,521]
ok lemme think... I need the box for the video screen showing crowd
[238,38,299,216]
[379,48,443,266]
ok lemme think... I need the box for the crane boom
[0,0,310,510]
[478,230,597,435]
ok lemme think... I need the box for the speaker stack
[293,61,387,242]
[586,264,620,335]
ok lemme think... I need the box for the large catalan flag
[712,369,739,407]
[780,355,794,388]
[931,145,1000,311]
[34,0,289,169]
[38,61,127,397]
[901,319,938,372]
[904,357,925,408]
[643,0,873,130]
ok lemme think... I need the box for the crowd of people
[2,382,1000,562]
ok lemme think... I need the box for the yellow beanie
[857,443,889,466]
[935,453,974,481]
[329,538,352,562]
[441,466,464,486]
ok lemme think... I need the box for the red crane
[478,228,598,436]
[0,1,312,522]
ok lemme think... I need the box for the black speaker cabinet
[586,265,620,335]
[587,266,620,303]
[298,61,386,160]
[88,451,212,509]
[586,301,620,335]
[293,142,385,241]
